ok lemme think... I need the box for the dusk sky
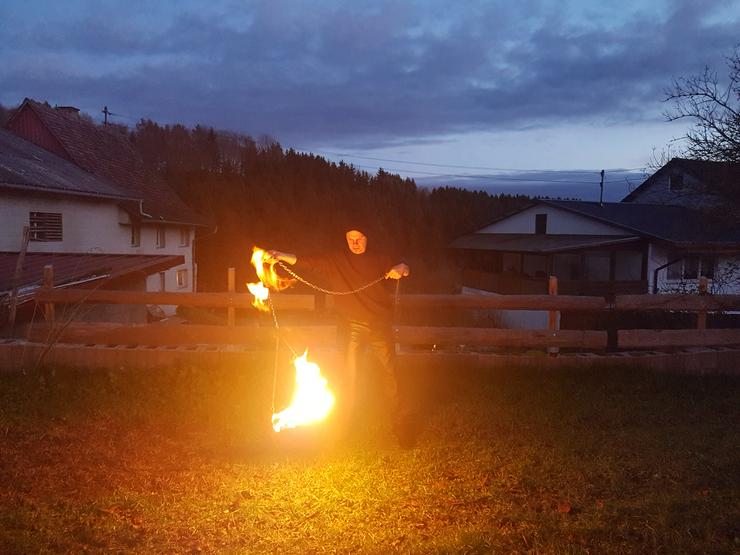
[2,0,739,200]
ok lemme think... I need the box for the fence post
[8,226,30,328]
[42,264,55,327]
[548,276,559,357]
[227,267,236,327]
[697,276,708,330]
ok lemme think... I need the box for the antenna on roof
[102,106,110,125]
[599,169,605,206]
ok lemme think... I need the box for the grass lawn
[0,360,738,554]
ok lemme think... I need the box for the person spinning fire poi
[267,223,415,447]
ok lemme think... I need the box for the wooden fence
[18,266,740,356]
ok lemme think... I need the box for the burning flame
[272,350,335,432]
[247,247,293,311]
[246,246,334,431]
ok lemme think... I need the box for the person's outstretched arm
[267,250,297,265]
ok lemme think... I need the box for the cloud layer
[1,0,738,152]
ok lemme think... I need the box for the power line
[297,147,648,174]
[346,162,645,184]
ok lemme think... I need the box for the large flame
[272,350,336,432]
[246,246,334,431]
[247,247,293,311]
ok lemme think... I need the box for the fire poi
[247,247,336,432]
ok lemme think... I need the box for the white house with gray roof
[451,159,740,327]
[0,102,209,323]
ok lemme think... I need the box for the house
[1,99,209,323]
[450,158,740,327]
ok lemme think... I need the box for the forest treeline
[0,101,530,292]
[129,120,530,292]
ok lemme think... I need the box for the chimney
[55,105,80,116]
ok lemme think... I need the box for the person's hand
[267,250,297,265]
[386,263,410,280]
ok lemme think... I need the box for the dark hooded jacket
[295,235,397,325]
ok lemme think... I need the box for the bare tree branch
[663,48,740,164]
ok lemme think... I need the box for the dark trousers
[339,319,403,421]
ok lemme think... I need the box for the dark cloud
[1,0,738,150]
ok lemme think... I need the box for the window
[615,251,642,281]
[683,256,699,280]
[522,254,547,278]
[130,223,141,247]
[667,253,716,280]
[535,213,547,234]
[669,172,684,191]
[700,256,715,279]
[502,252,521,273]
[179,227,190,247]
[584,251,610,281]
[158,271,166,292]
[156,225,166,248]
[667,258,683,280]
[176,269,188,289]
[29,212,63,242]
[553,253,582,281]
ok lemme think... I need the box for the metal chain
[276,261,386,296]
[268,260,388,417]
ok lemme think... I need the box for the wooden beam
[26,322,337,347]
[618,329,740,348]
[548,276,559,357]
[615,294,740,311]
[397,294,608,311]
[227,267,236,326]
[34,289,316,310]
[42,265,55,324]
[7,226,30,327]
[396,326,607,349]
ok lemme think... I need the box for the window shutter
[29,212,63,242]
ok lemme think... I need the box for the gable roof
[450,233,640,253]
[0,128,136,201]
[540,199,740,246]
[7,98,208,226]
[622,157,740,202]
[466,199,740,248]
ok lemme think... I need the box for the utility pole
[599,169,605,205]
[102,106,110,125]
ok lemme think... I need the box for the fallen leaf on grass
[556,501,572,514]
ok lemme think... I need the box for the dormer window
[669,172,684,191]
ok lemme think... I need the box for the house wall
[0,190,195,297]
[648,244,740,295]
[479,205,627,235]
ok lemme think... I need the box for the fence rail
[14,266,740,354]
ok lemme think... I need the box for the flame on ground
[272,350,336,432]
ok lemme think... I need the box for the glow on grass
[272,350,335,432]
